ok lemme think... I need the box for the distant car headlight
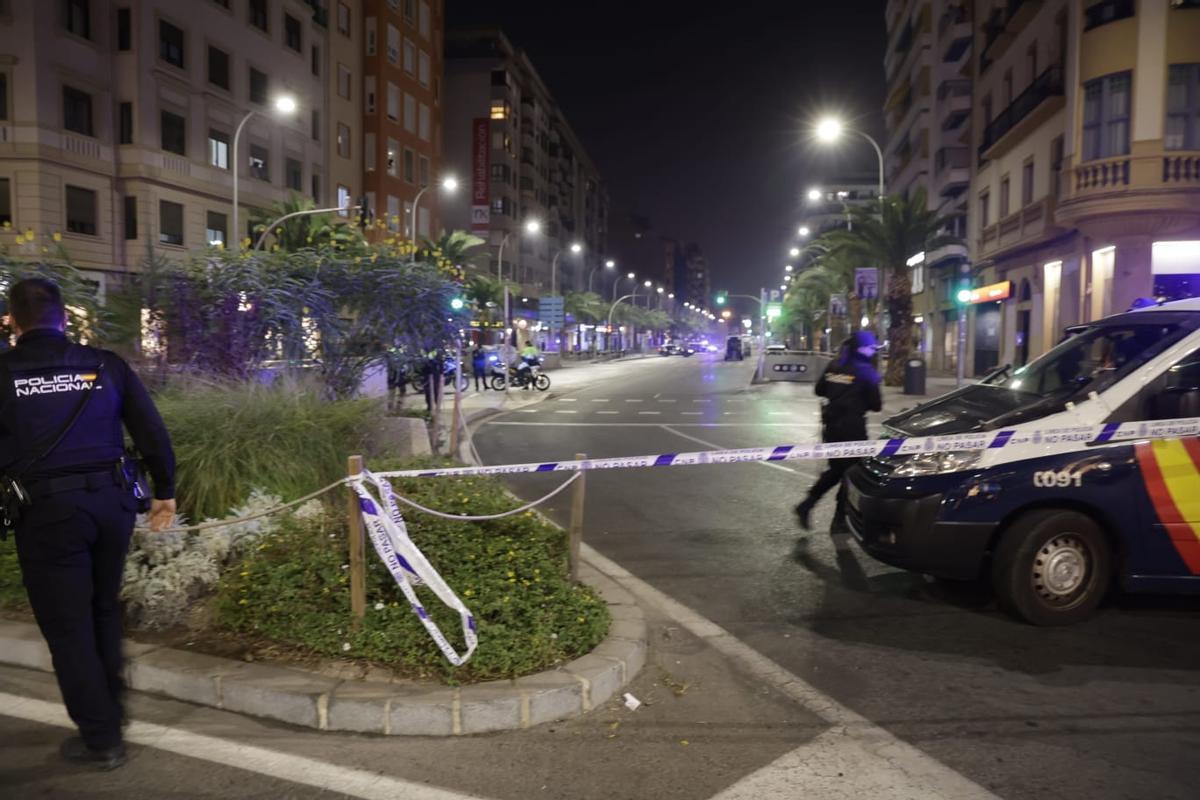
[706,344,719,352]
[891,450,982,477]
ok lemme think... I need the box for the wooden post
[347,455,366,627]
[568,453,586,583]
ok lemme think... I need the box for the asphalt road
[475,352,1200,800]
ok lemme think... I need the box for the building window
[63,0,90,39]
[337,123,350,158]
[1082,71,1131,161]
[418,103,430,141]
[403,148,415,183]
[206,211,226,246]
[1050,135,1065,199]
[248,0,268,32]
[1083,0,1135,32]
[366,17,376,55]
[123,195,137,240]
[337,1,350,36]
[338,64,352,99]
[284,14,302,52]
[310,44,321,77]
[365,76,376,114]
[62,85,93,136]
[117,7,131,50]
[999,175,1010,217]
[159,200,183,245]
[311,109,320,141]
[160,110,186,155]
[65,185,97,235]
[285,157,302,191]
[404,92,416,132]
[208,129,229,169]
[490,99,507,120]
[980,190,990,228]
[311,172,320,204]
[249,144,268,180]
[403,38,416,74]
[159,20,185,68]
[418,155,430,187]
[403,0,416,24]
[249,67,268,105]
[418,0,430,38]
[118,102,133,144]
[208,46,230,90]
[1022,159,1035,206]
[386,82,400,120]
[386,138,399,176]
[0,74,7,121]
[337,185,351,217]
[1166,64,1200,151]
[0,177,11,227]
[386,24,400,65]
[365,132,376,171]
[418,50,430,88]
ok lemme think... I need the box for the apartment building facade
[967,0,1200,376]
[326,0,362,221]
[0,0,329,295]
[361,0,443,240]
[442,29,608,299]
[884,0,974,374]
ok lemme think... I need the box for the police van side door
[1120,348,1200,581]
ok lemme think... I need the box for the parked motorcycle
[490,361,551,391]
[413,356,470,393]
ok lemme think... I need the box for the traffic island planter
[0,563,646,736]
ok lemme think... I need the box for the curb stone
[0,561,646,736]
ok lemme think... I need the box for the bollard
[569,452,586,582]
[347,454,366,626]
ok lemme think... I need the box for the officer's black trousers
[804,458,856,522]
[16,486,134,750]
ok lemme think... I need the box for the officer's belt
[26,469,120,500]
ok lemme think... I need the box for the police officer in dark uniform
[1,278,176,770]
[795,330,882,532]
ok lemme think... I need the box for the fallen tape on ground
[372,416,1200,479]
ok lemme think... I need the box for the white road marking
[0,693,490,800]
[590,399,610,403]
[637,411,661,416]
[657,399,677,403]
[517,409,538,414]
[681,412,703,416]
[595,411,620,415]
[554,410,577,415]
[659,426,805,476]
[723,412,738,416]
[558,398,577,403]
[692,399,711,403]
[579,549,1001,800]
[625,399,644,403]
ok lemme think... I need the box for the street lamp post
[232,96,297,247]
[614,272,634,302]
[814,116,885,205]
[409,175,458,247]
[551,241,582,297]
[589,259,615,294]
[254,204,359,250]
[495,219,541,346]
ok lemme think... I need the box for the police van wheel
[991,509,1111,626]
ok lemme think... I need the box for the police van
[846,299,1200,625]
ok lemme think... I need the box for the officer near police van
[1,278,176,770]
[795,330,882,533]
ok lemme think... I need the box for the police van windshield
[984,320,1191,400]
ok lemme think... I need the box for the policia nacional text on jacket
[1,278,176,770]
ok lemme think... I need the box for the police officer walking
[795,330,882,533]
[1,278,176,770]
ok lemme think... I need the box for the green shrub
[155,379,377,521]
[214,463,609,683]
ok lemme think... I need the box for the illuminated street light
[411,174,459,249]
[807,187,823,203]
[606,259,616,268]
[789,247,801,257]
[525,218,542,234]
[232,94,297,245]
[798,226,811,238]
[570,242,583,254]
[627,272,635,279]
[785,264,794,272]
[813,115,885,201]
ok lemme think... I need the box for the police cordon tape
[371,416,1200,480]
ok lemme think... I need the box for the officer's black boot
[60,737,127,770]
[794,498,815,531]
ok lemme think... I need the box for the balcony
[979,65,1064,160]
[978,198,1059,261]
[981,0,1044,69]
[934,146,970,196]
[938,4,971,63]
[1054,148,1200,236]
[937,78,971,131]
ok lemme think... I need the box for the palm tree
[249,194,363,252]
[821,189,959,385]
[564,291,607,351]
[464,274,516,329]
[420,230,485,270]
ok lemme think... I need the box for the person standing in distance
[795,330,882,533]
[1,278,176,770]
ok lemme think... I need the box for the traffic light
[450,296,465,311]
[715,292,728,306]
[956,288,973,304]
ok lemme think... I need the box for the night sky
[446,1,888,298]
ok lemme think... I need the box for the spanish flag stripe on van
[1136,440,1200,574]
